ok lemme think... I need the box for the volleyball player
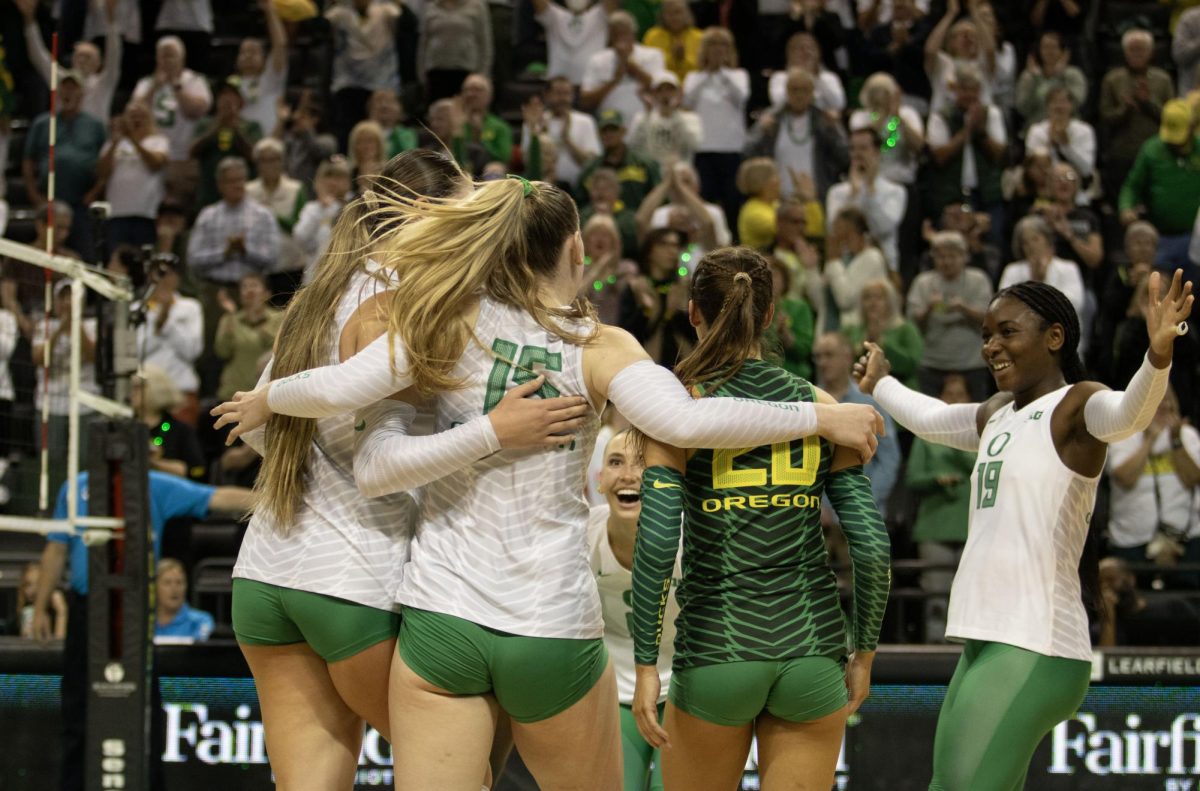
[230,152,580,789]
[214,178,885,789]
[629,248,891,790]
[853,271,1193,790]
[587,429,679,790]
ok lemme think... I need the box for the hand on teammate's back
[488,376,592,450]
[814,402,885,465]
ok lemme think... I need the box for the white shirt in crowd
[25,22,121,125]
[825,175,908,272]
[768,68,846,115]
[132,69,213,162]
[649,203,732,247]
[928,52,993,116]
[156,0,214,31]
[1024,118,1097,184]
[135,295,204,394]
[535,2,610,86]
[84,0,140,44]
[628,108,703,168]
[773,112,815,201]
[1107,427,1200,547]
[240,61,288,138]
[521,110,601,187]
[103,134,170,219]
[581,44,666,125]
[682,68,750,153]
[295,199,344,283]
[326,1,401,93]
[926,104,1007,192]
[997,258,1085,318]
[34,317,99,416]
[0,309,16,402]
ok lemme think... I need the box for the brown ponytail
[673,247,775,395]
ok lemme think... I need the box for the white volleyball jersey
[946,386,1099,661]
[587,505,680,704]
[396,298,603,639]
[234,262,417,611]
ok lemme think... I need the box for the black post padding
[84,419,152,791]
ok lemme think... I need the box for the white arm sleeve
[266,332,413,418]
[872,376,981,452]
[1083,354,1171,443]
[352,400,500,498]
[606,360,818,448]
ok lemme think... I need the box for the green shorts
[398,606,608,723]
[669,656,848,727]
[231,578,400,663]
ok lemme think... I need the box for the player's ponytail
[673,247,774,395]
[256,151,467,528]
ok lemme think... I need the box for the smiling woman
[854,270,1194,790]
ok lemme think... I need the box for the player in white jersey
[230,152,577,790]
[853,272,1193,790]
[212,178,887,790]
[587,430,679,790]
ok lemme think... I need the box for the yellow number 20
[712,435,821,490]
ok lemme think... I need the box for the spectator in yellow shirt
[641,0,702,83]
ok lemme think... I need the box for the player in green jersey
[628,247,892,790]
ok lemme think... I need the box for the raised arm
[924,0,959,76]
[1077,270,1191,443]
[261,0,289,74]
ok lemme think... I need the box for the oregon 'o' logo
[987,432,1012,457]
[104,662,124,683]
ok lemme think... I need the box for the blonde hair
[582,212,621,250]
[736,157,778,197]
[860,277,903,329]
[859,72,899,111]
[156,557,186,579]
[348,120,386,167]
[697,26,737,69]
[137,364,182,414]
[257,152,469,528]
[367,178,597,397]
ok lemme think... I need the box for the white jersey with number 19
[946,386,1099,662]
[396,297,604,639]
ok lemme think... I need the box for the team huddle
[211,149,1193,791]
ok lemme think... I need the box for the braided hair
[992,281,1087,383]
[992,280,1103,620]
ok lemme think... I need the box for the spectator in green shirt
[22,70,107,253]
[458,73,513,165]
[843,277,923,390]
[368,89,418,158]
[190,79,262,211]
[213,272,283,400]
[905,372,976,642]
[1118,99,1200,280]
[578,109,661,212]
[765,254,815,380]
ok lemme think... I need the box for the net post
[85,419,152,791]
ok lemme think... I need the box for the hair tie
[506,174,534,198]
[733,272,751,284]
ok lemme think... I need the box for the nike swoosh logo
[354,420,366,432]
[652,480,681,489]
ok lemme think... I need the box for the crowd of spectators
[0,0,1198,646]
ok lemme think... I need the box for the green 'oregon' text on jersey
[670,360,848,670]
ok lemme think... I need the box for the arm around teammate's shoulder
[586,326,883,458]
